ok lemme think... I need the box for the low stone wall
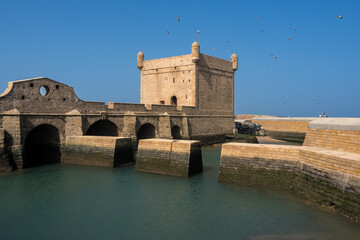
[219,143,360,222]
[62,136,134,167]
[304,118,360,154]
[219,143,300,188]
[136,139,202,177]
[253,117,314,137]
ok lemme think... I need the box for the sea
[0,147,359,240]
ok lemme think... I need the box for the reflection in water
[0,147,359,240]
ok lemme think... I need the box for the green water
[0,147,359,240]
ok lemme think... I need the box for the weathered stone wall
[0,44,237,171]
[2,109,23,167]
[187,116,235,136]
[218,141,360,222]
[304,129,360,154]
[299,147,360,192]
[0,128,7,171]
[141,54,196,107]
[62,136,134,167]
[0,78,81,114]
[0,128,16,172]
[304,118,360,154]
[136,139,202,177]
[253,117,314,135]
[0,129,3,148]
[197,54,234,113]
[140,50,235,115]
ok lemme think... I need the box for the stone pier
[62,136,134,167]
[218,118,360,222]
[136,139,203,177]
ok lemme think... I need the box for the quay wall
[62,136,134,167]
[304,118,360,154]
[219,142,360,222]
[136,139,202,177]
[252,117,315,137]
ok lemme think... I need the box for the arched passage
[170,96,177,106]
[85,120,118,136]
[137,123,155,140]
[24,124,61,168]
[171,125,182,139]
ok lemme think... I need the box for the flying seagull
[266,65,270,67]
[166,30,170,35]
[337,15,342,20]
[291,27,296,31]
[270,54,278,59]
[178,16,181,22]
[288,38,291,40]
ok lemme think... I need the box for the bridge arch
[85,120,118,136]
[23,124,61,168]
[137,123,155,139]
[171,125,182,139]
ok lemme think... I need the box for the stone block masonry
[0,42,237,171]
[253,117,315,138]
[136,139,202,177]
[0,128,6,171]
[62,136,134,168]
[0,128,4,148]
[0,127,16,172]
[304,118,360,154]
[219,142,360,222]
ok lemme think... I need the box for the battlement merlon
[141,54,194,71]
[137,50,237,73]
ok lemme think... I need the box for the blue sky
[0,0,359,117]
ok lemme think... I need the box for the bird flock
[164,14,343,115]
[258,14,343,113]
[165,16,235,50]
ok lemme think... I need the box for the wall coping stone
[253,117,316,122]
[139,138,200,145]
[308,118,360,131]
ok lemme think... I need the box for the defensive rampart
[0,77,234,171]
[219,118,360,222]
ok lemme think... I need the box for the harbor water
[0,147,359,239]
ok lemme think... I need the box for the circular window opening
[40,86,50,97]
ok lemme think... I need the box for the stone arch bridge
[0,77,234,170]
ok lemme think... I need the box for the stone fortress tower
[0,40,238,171]
[138,41,238,114]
